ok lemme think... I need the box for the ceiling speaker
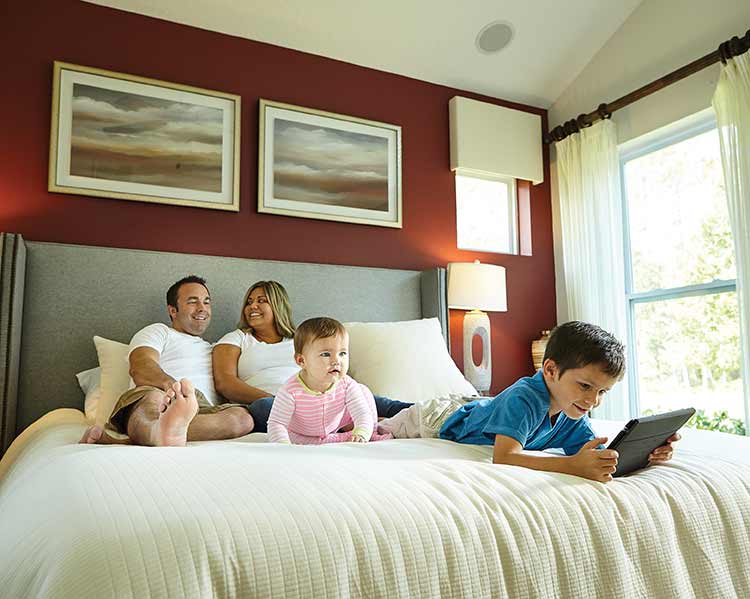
[476,21,514,54]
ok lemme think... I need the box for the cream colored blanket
[1,409,749,598]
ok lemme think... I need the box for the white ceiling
[83,0,643,109]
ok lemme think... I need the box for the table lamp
[447,260,507,393]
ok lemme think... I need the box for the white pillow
[93,336,131,425]
[75,366,102,422]
[344,318,478,404]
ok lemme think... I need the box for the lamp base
[463,310,491,393]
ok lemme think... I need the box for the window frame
[618,111,739,421]
[454,172,519,255]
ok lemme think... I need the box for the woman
[213,280,410,432]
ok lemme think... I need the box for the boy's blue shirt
[439,370,596,455]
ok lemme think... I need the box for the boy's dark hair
[166,275,209,310]
[543,321,625,379]
[294,317,347,355]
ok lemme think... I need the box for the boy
[379,321,678,482]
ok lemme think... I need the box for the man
[80,275,254,446]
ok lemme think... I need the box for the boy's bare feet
[154,379,199,447]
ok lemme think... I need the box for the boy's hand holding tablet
[567,437,620,482]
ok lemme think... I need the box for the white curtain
[712,52,750,433]
[556,119,628,419]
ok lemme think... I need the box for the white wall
[549,0,750,322]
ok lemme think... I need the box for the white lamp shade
[447,261,507,312]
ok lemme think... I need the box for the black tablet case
[609,408,695,477]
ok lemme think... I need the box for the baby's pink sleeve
[343,377,375,440]
[267,386,295,444]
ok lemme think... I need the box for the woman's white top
[216,329,298,396]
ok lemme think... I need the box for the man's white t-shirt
[128,323,218,405]
[216,329,298,397]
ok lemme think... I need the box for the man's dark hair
[166,275,209,310]
[543,321,625,379]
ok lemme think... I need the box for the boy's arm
[492,434,619,483]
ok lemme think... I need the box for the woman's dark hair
[166,275,209,310]
[543,321,625,379]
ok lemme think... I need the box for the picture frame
[258,99,402,228]
[48,61,241,211]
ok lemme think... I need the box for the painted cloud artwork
[272,119,388,211]
[70,84,223,192]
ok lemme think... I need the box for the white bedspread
[1,410,749,598]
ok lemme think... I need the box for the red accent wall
[1,1,556,394]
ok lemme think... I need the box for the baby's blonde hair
[294,317,347,355]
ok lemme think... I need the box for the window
[455,174,518,254]
[620,113,746,435]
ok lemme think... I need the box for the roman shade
[449,96,543,184]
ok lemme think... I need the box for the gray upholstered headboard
[0,233,448,452]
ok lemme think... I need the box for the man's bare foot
[79,426,130,445]
[155,379,199,446]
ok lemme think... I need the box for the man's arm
[129,346,176,391]
[492,434,619,483]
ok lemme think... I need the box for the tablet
[608,407,695,477]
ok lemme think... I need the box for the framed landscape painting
[48,62,241,211]
[258,99,402,228]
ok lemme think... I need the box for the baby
[267,317,392,444]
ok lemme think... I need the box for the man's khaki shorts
[109,385,241,434]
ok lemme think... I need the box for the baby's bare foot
[155,379,199,446]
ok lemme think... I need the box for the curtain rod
[545,28,750,144]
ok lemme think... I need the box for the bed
[1,233,749,599]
